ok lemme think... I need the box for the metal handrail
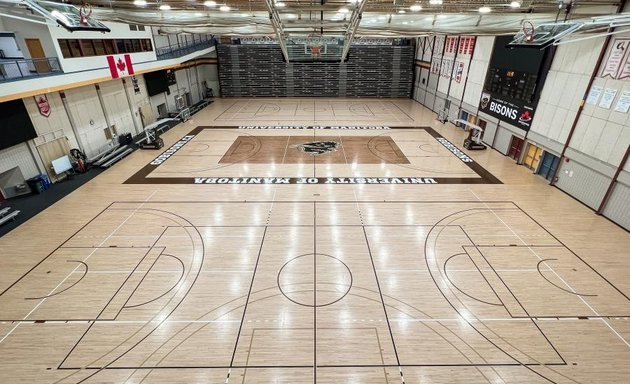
[155,35,216,60]
[0,57,62,82]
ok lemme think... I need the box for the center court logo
[297,141,339,155]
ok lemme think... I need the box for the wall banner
[478,91,535,130]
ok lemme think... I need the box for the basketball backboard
[26,0,111,33]
[286,35,344,62]
[507,22,582,49]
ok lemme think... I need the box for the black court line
[0,202,115,297]
[228,226,268,372]
[57,208,207,384]
[361,226,403,373]
[57,362,568,370]
[123,126,501,185]
[423,208,569,383]
[57,226,169,369]
[458,231,567,366]
[313,201,317,383]
[514,202,630,304]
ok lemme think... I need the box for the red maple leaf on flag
[116,58,126,72]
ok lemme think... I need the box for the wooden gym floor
[0,98,629,384]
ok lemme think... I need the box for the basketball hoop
[79,3,93,26]
[310,45,322,56]
[522,21,535,43]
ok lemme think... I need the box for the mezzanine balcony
[0,57,63,83]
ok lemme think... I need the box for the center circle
[277,253,352,307]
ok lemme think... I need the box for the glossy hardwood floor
[0,98,629,384]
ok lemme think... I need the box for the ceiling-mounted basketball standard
[507,21,582,49]
[23,0,111,32]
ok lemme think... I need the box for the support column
[60,90,86,152]
[597,145,630,214]
[122,78,141,135]
[94,84,112,134]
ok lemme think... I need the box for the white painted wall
[448,36,475,101]
[123,75,152,129]
[99,79,137,136]
[64,85,110,157]
[0,33,23,58]
[531,37,605,148]
[0,17,57,60]
[48,21,156,73]
[462,36,494,109]
[0,142,39,180]
[569,31,630,170]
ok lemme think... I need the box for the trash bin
[27,174,50,194]
[26,177,44,194]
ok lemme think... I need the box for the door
[538,152,560,181]
[508,136,524,161]
[523,144,544,171]
[25,39,50,73]
[458,111,469,128]
[477,120,487,141]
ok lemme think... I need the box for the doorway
[508,136,524,161]
[25,39,50,73]
[523,143,544,171]
[538,152,560,181]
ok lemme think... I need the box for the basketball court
[0,99,629,383]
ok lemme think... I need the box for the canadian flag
[106,54,134,79]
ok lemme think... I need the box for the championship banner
[479,91,534,130]
[601,39,630,79]
[34,94,51,117]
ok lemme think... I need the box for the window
[81,40,95,56]
[68,39,82,57]
[138,25,146,31]
[132,39,141,53]
[93,40,106,55]
[104,39,116,54]
[124,39,134,53]
[59,40,71,58]
[57,38,153,58]
[116,39,125,54]
[129,24,138,31]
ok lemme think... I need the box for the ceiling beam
[340,0,368,61]
[264,0,290,62]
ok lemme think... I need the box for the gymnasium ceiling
[0,0,625,36]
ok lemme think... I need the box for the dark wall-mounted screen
[0,99,37,151]
[489,36,546,74]
[144,70,170,96]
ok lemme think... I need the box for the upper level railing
[0,57,62,82]
[155,35,217,60]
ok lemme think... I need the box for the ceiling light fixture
[339,7,350,13]
[159,4,171,10]
[220,5,230,11]
[133,0,147,6]
[510,1,521,7]
[410,4,422,11]
[478,6,491,12]
[204,0,217,6]
[429,0,443,5]
[276,2,286,7]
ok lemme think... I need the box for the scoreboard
[478,36,553,130]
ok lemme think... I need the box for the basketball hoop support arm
[264,0,290,62]
[340,0,368,62]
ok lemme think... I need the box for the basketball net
[79,3,93,26]
[522,21,535,43]
[310,46,322,56]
